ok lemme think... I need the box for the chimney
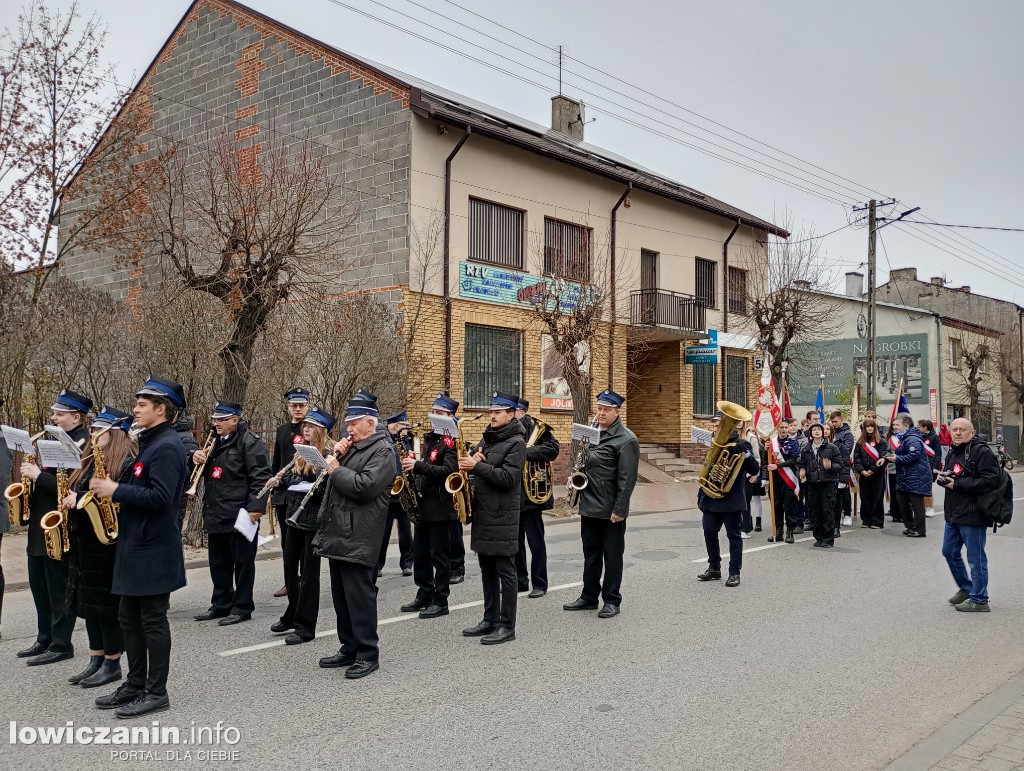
[930,276,944,286]
[959,286,971,294]
[551,95,584,142]
[845,271,864,298]
[889,267,918,281]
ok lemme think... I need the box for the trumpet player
[270,387,311,598]
[563,389,639,619]
[515,398,559,599]
[191,400,271,627]
[377,411,414,578]
[63,407,136,688]
[18,388,93,666]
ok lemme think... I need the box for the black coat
[469,419,526,556]
[271,420,304,505]
[942,437,1002,527]
[579,418,640,520]
[853,439,888,477]
[799,440,843,484]
[201,421,271,534]
[697,434,760,513]
[313,430,394,567]
[921,430,942,472]
[173,416,199,529]
[0,442,12,534]
[412,431,459,522]
[110,421,187,596]
[520,415,561,513]
[27,424,89,557]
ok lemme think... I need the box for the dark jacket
[920,429,942,472]
[0,442,12,534]
[891,426,933,495]
[853,439,888,477]
[519,414,561,513]
[412,431,459,522]
[313,430,394,567]
[173,415,199,530]
[832,423,855,459]
[799,439,843,484]
[579,417,640,519]
[469,419,526,556]
[697,433,760,513]
[201,421,271,535]
[271,420,305,505]
[280,460,328,533]
[110,421,187,596]
[27,424,89,557]
[942,437,1002,527]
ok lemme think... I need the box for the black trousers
[807,483,837,546]
[703,510,744,575]
[834,484,852,528]
[515,508,548,592]
[581,516,626,606]
[770,475,799,536]
[119,593,171,696]
[280,528,320,639]
[413,521,454,607]
[377,500,413,573]
[859,473,886,527]
[888,474,903,520]
[85,616,124,656]
[206,531,258,617]
[27,554,75,653]
[329,560,379,662]
[451,522,466,576]
[897,490,927,535]
[478,554,517,629]
[276,501,292,581]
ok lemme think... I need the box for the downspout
[608,182,632,387]
[721,219,740,334]
[935,313,944,424]
[443,127,471,395]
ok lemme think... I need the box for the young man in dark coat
[88,376,188,718]
[563,389,640,619]
[799,422,843,548]
[830,411,855,528]
[887,413,934,538]
[313,394,395,679]
[459,391,527,645]
[191,400,271,626]
[17,388,92,665]
[515,397,560,598]
[270,388,310,596]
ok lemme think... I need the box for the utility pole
[867,199,877,411]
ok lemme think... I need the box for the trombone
[185,429,216,497]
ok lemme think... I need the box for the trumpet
[185,429,216,497]
[5,430,47,527]
[566,419,599,508]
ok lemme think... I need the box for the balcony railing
[630,288,706,332]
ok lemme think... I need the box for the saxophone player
[376,411,414,578]
[563,389,639,619]
[17,388,92,665]
[515,398,560,598]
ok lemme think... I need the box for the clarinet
[286,433,349,529]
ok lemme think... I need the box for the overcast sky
[6,0,1022,303]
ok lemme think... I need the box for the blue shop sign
[458,261,590,311]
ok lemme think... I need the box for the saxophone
[5,430,47,527]
[75,431,119,544]
[566,419,599,509]
[445,417,483,526]
[42,468,71,560]
[394,428,422,524]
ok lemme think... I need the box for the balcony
[629,289,706,334]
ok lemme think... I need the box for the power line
[890,224,1024,292]
[894,219,1024,233]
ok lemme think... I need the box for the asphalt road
[2,498,1023,771]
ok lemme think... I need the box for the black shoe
[270,621,293,634]
[217,614,250,626]
[115,692,170,719]
[725,574,741,587]
[906,531,926,538]
[481,627,516,645]
[285,633,313,645]
[697,568,721,582]
[376,569,383,578]
[813,541,823,547]
[753,525,762,532]
[835,528,841,538]
[400,599,427,613]
[69,655,104,684]
[528,589,546,599]
[193,610,227,622]
[861,523,871,528]
[792,526,804,535]
[402,568,413,577]
[419,604,449,619]
[27,649,73,666]
[597,604,620,618]
[820,542,835,548]
[345,660,379,679]
[17,642,47,658]
[95,683,143,709]
[892,517,903,523]
[80,658,122,689]
[319,650,356,668]
[449,573,465,585]
[563,597,599,610]
[784,533,794,544]
[462,621,494,636]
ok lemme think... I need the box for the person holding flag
[750,358,799,544]
[815,378,826,426]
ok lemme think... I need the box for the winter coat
[27,424,89,557]
[0,442,12,534]
[412,431,459,522]
[468,419,526,556]
[832,423,855,459]
[520,414,561,513]
[280,460,328,532]
[853,439,888,477]
[920,430,942,472]
[579,417,640,520]
[200,421,272,535]
[312,430,394,567]
[110,421,187,596]
[939,426,952,447]
[698,433,760,513]
[891,426,933,495]
[271,420,304,506]
[173,416,199,530]
[799,440,843,484]
[942,437,1002,527]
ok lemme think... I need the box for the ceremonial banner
[752,358,782,440]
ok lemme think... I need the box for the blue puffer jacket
[892,426,933,495]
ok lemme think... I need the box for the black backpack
[978,466,1013,532]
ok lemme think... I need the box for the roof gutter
[608,183,632,385]
[443,126,471,395]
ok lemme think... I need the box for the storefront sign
[458,262,591,312]
[684,329,719,365]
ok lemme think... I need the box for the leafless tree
[946,320,1001,428]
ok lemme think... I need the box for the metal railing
[629,288,706,332]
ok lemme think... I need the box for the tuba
[566,419,598,509]
[75,425,120,545]
[43,468,72,559]
[5,430,47,527]
[523,418,554,505]
[697,400,753,499]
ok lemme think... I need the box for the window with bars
[468,198,525,269]
[949,338,963,369]
[464,323,522,409]
[725,356,748,408]
[727,267,748,315]
[695,258,717,308]
[693,363,716,417]
[544,217,592,283]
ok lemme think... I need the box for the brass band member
[563,389,639,619]
[269,407,335,644]
[270,387,310,597]
[192,400,271,626]
[0,396,12,638]
[314,394,395,679]
[17,388,92,665]
[515,397,559,598]
[400,394,460,619]
[64,407,136,688]
[90,376,188,718]
[377,411,414,578]
[460,391,527,645]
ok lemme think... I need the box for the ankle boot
[79,657,123,689]
[754,517,762,532]
[69,655,103,685]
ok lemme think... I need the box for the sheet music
[571,423,601,446]
[292,444,327,470]
[1,425,33,453]
[44,425,83,459]
[286,481,314,493]
[35,439,83,469]
[234,508,259,541]
[428,413,459,437]
[690,426,714,448]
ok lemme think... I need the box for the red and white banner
[753,357,782,439]
[770,436,800,496]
